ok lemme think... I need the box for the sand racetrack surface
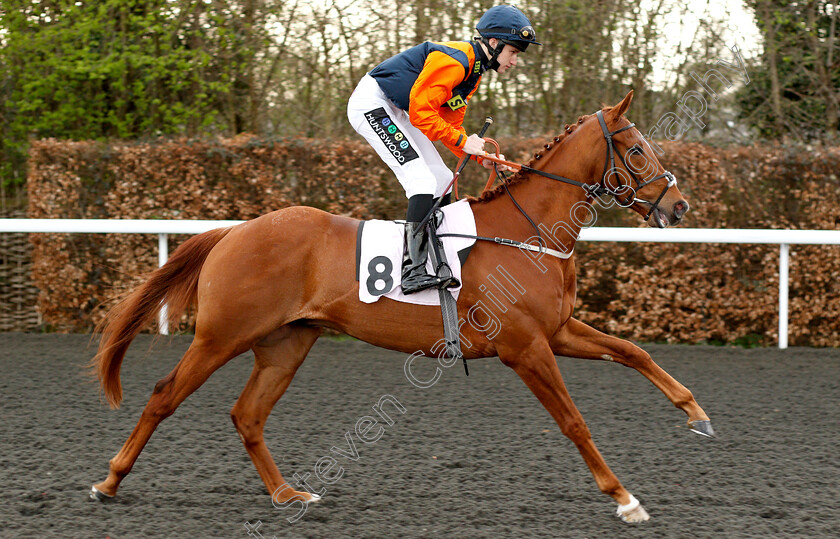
[1,334,838,538]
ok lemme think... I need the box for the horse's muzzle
[651,200,689,228]
[673,200,689,221]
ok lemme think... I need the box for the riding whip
[417,117,494,232]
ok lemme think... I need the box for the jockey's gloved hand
[463,134,486,155]
[480,153,510,171]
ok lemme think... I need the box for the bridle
[594,110,677,222]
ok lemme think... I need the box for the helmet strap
[479,36,503,72]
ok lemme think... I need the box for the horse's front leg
[550,317,714,437]
[498,338,650,523]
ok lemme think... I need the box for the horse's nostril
[674,201,689,219]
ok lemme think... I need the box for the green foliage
[0,0,244,186]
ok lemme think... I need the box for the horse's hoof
[616,494,649,523]
[89,485,114,502]
[688,419,716,438]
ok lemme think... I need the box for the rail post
[158,233,169,335]
[778,243,789,349]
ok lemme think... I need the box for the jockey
[347,5,540,294]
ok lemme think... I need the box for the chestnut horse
[90,91,712,523]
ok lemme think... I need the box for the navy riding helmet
[476,5,541,68]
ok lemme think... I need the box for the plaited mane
[469,113,593,203]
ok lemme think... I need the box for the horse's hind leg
[91,336,242,499]
[499,338,650,523]
[551,317,713,437]
[230,324,322,503]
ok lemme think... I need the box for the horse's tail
[91,226,233,409]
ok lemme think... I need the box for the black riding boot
[401,194,459,294]
[401,221,450,294]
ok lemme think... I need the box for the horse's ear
[609,90,634,119]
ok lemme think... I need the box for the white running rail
[2,219,839,348]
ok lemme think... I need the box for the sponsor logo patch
[364,108,419,164]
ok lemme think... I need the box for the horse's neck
[475,153,594,253]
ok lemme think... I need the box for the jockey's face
[490,40,522,73]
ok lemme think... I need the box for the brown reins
[452,137,520,199]
[435,111,680,260]
[453,111,677,225]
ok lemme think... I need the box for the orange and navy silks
[369,41,489,157]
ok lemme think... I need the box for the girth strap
[438,233,573,260]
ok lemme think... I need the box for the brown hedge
[27,136,840,346]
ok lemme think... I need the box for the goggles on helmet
[479,25,538,43]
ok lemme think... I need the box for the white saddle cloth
[356,199,477,306]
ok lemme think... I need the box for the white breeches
[347,74,453,199]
